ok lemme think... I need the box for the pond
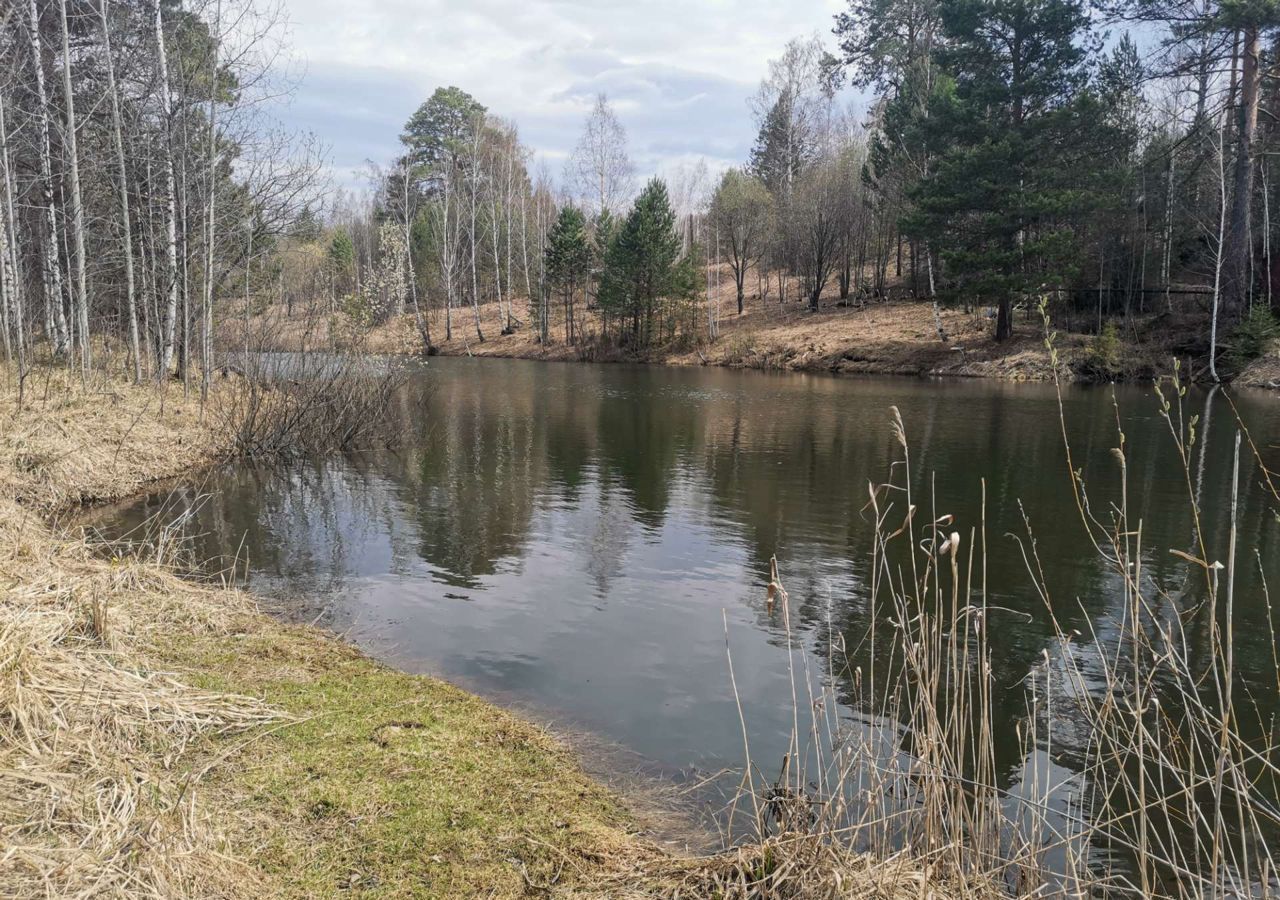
[85,357,1280,883]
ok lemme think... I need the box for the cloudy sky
[271,0,848,194]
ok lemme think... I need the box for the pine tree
[598,179,685,347]
[401,86,487,179]
[544,206,591,344]
[328,229,356,300]
[906,0,1098,341]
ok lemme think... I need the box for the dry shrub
[217,349,410,460]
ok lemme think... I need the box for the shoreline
[7,368,967,898]
[241,295,1280,390]
[0,370,655,897]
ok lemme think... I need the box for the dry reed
[648,339,1279,897]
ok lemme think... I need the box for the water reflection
[86,359,1280,861]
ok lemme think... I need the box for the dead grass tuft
[573,833,990,899]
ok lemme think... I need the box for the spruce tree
[749,95,813,196]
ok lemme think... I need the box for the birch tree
[100,0,141,381]
[57,0,88,373]
[26,0,68,356]
[154,0,181,379]
[566,94,634,218]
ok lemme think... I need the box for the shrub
[1225,304,1279,370]
[1081,320,1124,379]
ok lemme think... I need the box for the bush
[1081,320,1124,379]
[219,350,411,459]
[1225,304,1279,370]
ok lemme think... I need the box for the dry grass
[18,351,1263,898]
[1238,346,1280,389]
[0,366,269,897]
[0,367,221,513]
[244,279,1189,385]
[572,834,992,899]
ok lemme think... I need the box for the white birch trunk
[1209,122,1228,384]
[201,0,222,400]
[0,92,20,373]
[28,0,69,356]
[154,0,180,379]
[100,0,141,382]
[58,0,89,374]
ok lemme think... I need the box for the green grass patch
[147,617,637,898]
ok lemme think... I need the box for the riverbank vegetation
[5,360,1276,898]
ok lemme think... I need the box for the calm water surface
[87,358,1280,853]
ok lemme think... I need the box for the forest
[2,0,1280,383]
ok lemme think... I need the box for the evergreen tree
[328,229,356,298]
[544,206,591,344]
[400,86,487,180]
[749,94,814,196]
[598,179,686,347]
[906,0,1098,340]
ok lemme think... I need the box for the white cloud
[269,0,846,193]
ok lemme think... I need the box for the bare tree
[710,168,774,314]
[154,0,181,379]
[201,0,223,400]
[99,0,141,381]
[57,0,88,373]
[566,94,634,218]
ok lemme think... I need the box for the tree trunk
[100,0,141,382]
[0,92,25,385]
[926,244,946,343]
[201,0,222,400]
[1225,23,1260,318]
[403,160,430,351]
[154,0,181,379]
[28,0,69,356]
[995,296,1013,341]
[58,0,90,375]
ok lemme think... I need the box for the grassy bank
[0,371,644,897]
